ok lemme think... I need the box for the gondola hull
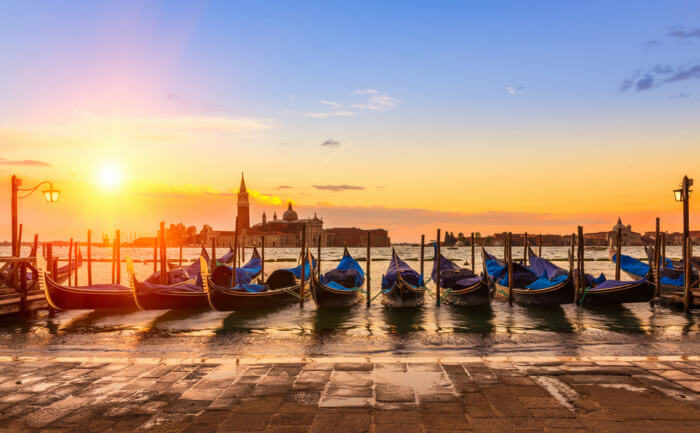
[208,283,309,311]
[580,281,655,305]
[381,281,425,308]
[43,277,135,310]
[444,279,491,306]
[310,273,362,308]
[490,277,575,306]
[132,283,210,310]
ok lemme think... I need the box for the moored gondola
[483,247,575,305]
[641,246,700,292]
[431,244,489,306]
[310,247,365,308]
[381,249,425,308]
[204,254,314,311]
[127,247,261,310]
[36,255,135,310]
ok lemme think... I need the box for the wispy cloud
[312,184,365,192]
[275,185,293,189]
[321,138,340,147]
[505,86,525,95]
[0,158,51,167]
[319,100,341,108]
[668,26,700,40]
[621,63,700,91]
[302,111,354,119]
[351,89,398,111]
[670,92,692,99]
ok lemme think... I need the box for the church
[206,173,390,248]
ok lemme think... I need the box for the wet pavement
[0,355,699,432]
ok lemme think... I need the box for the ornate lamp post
[10,175,60,256]
[673,175,693,312]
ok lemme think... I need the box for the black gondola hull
[444,279,491,306]
[208,283,308,311]
[381,281,425,308]
[44,277,135,310]
[133,284,210,310]
[310,274,362,308]
[580,281,655,305]
[491,277,575,306]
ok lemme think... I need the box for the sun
[97,163,123,190]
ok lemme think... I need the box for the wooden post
[615,226,622,280]
[420,234,425,278]
[523,232,528,266]
[317,234,322,278]
[159,222,167,284]
[684,237,692,313]
[300,225,307,308]
[211,238,217,268]
[68,238,73,286]
[74,239,79,286]
[17,223,23,256]
[153,236,158,273]
[179,244,183,266]
[46,243,53,280]
[507,232,513,306]
[242,245,246,263]
[538,234,542,257]
[20,261,27,316]
[261,236,265,283]
[471,232,475,272]
[576,226,584,304]
[87,230,92,286]
[436,229,441,306]
[11,175,18,257]
[662,232,666,265]
[115,230,121,284]
[570,233,575,273]
[366,232,371,308]
[232,217,239,288]
[32,234,38,257]
[654,218,660,299]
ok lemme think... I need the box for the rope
[578,286,591,305]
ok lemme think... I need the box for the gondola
[431,244,489,306]
[642,246,700,291]
[128,247,261,310]
[36,255,135,310]
[482,247,575,305]
[380,249,425,307]
[204,253,314,311]
[310,247,365,308]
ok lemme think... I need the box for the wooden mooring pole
[232,217,239,287]
[300,224,306,308]
[436,228,441,306]
[366,232,371,308]
[654,218,660,300]
[74,239,79,286]
[615,226,622,281]
[471,232,475,272]
[261,236,265,283]
[179,244,183,267]
[68,238,73,286]
[420,235,425,278]
[317,234,322,278]
[507,232,513,306]
[538,234,542,257]
[87,230,92,286]
[684,237,692,313]
[159,222,167,285]
[115,230,121,284]
[153,236,158,274]
[576,226,584,305]
[523,232,528,266]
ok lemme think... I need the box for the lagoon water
[1,245,698,359]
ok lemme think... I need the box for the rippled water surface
[1,245,698,358]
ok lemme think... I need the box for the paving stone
[376,384,414,402]
[334,363,373,372]
[230,397,283,413]
[220,412,272,431]
[310,413,370,433]
[326,387,373,398]
[374,410,421,423]
[330,372,373,387]
[179,388,223,401]
[677,381,700,392]
[659,370,700,382]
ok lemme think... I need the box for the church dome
[613,217,626,232]
[283,202,298,222]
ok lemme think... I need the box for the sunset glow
[96,163,124,191]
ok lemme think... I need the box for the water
[1,245,698,359]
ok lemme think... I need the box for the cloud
[312,185,365,192]
[321,138,340,147]
[275,185,293,189]
[352,89,379,95]
[0,158,51,167]
[319,100,341,108]
[621,63,700,91]
[505,86,525,95]
[645,40,663,48]
[351,89,398,111]
[669,27,700,40]
[670,92,692,99]
[302,111,354,119]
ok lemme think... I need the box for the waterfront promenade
[1,355,699,432]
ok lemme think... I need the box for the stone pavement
[0,356,699,432]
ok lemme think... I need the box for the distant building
[324,228,390,247]
[237,173,250,231]
[607,217,642,246]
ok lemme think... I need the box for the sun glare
[97,163,123,190]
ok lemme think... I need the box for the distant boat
[381,249,425,307]
[431,244,489,306]
[310,247,365,308]
[483,247,574,305]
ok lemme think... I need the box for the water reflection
[583,304,646,334]
[517,304,574,333]
[382,306,426,334]
[447,305,495,334]
[311,306,356,334]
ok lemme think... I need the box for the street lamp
[673,175,694,313]
[10,175,61,256]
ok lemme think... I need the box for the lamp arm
[16,180,53,199]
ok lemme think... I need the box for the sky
[1,1,700,242]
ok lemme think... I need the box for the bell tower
[237,173,250,231]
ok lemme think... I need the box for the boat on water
[640,247,700,291]
[127,247,261,310]
[381,249,425,307]
[310,247,365,308]
[483,247,575,305]
[36,255,135,310]
[431,244,489,306]
[204,253,313,311]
